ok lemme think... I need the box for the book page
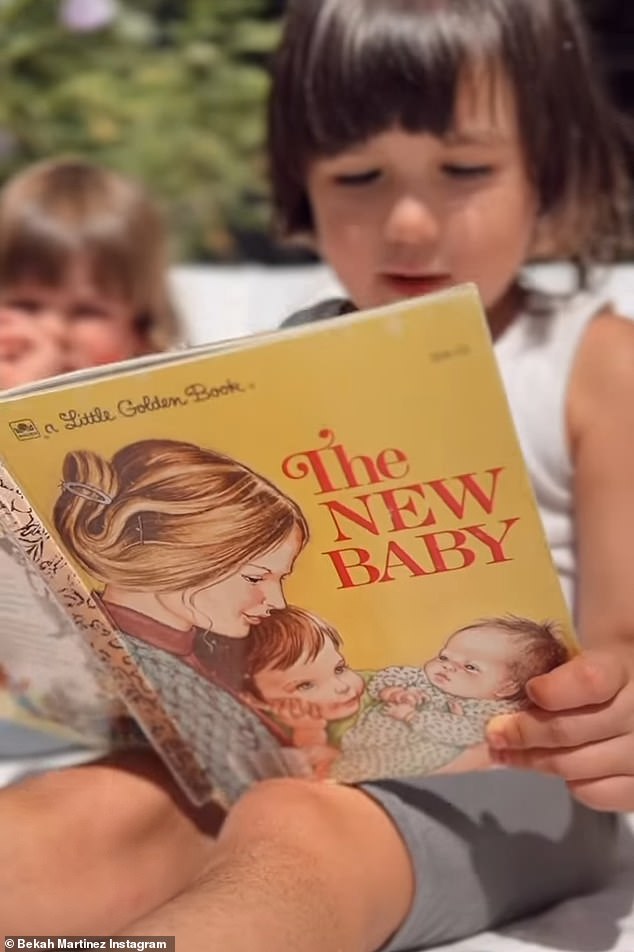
[0,514,129,746]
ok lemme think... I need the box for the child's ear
[529,212,559,259]
[494,678,521,701]
[529,207,578,261]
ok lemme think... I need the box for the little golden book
[0,285,575,806]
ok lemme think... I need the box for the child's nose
[40,308,68,342]
[384,195,440,248]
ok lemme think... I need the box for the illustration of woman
[53,438,310,803]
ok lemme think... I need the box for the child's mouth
[335,694,362,715]
[383,273,452,297]
[432,671,450,684]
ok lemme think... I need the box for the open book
[0,285,575,805]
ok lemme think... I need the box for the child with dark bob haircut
[10,5,634,951]
[270,0,629,269]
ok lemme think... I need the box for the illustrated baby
[335,616,569,782]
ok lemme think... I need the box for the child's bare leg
[0,751,224,934]
[123,778,415,952]
[122,765,617,952]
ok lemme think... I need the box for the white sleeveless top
[494,290,609,615]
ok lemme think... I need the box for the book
[0,477,137,749]
[0,284,575,806]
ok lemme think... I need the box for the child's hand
[264,696,326,731]
[379,685,428,707]
[262,698,331,750]
[383,701,418,723]
[305,744,340,779]
[485,648,634,810]
[0,311,67,388]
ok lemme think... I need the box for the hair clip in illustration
[61,481,113,505]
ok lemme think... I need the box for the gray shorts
[362,768,618,952]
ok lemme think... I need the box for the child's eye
[242,575,264,585]
[295,681,314,692]
[70,306,110,322]
[3,298,44,315]
[442,164,493,179]
[464,663,480,673]
[334,169,381,187]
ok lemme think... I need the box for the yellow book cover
[0,285,575,805]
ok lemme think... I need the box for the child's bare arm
[487,312,634,810]
[571,312,634,647]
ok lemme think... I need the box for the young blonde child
[0,157,182,747]
[120,2,634,951]
[0,157,212,936]
[0,156,180,389]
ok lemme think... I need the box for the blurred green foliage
[0,0,293,261]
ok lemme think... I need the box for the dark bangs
[0,211,138,302]
[269,0,631,261]
[0,159,152,305]
[270,0,474,234]
[294,3,471,152]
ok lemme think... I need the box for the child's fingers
[292,697,318,718]
[486,692,630,752]
[491,733,630,782]
[569,775,634,812]
[524,651,627,712]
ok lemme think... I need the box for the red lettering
[282,430,410,494]
[465,518,518,563]
[380,541,429,581]
[325,516,521,589]
[281,428,338,493]
[376,448,410,480]
[324,547,381,589]
[331,443,381,489]
[378,485,437,532]
[427,468,504,518]
[320,496,380,543]
[418,529,476,572]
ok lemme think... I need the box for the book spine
[0,461,213,804]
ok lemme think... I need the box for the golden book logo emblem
[9,418,41,441]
